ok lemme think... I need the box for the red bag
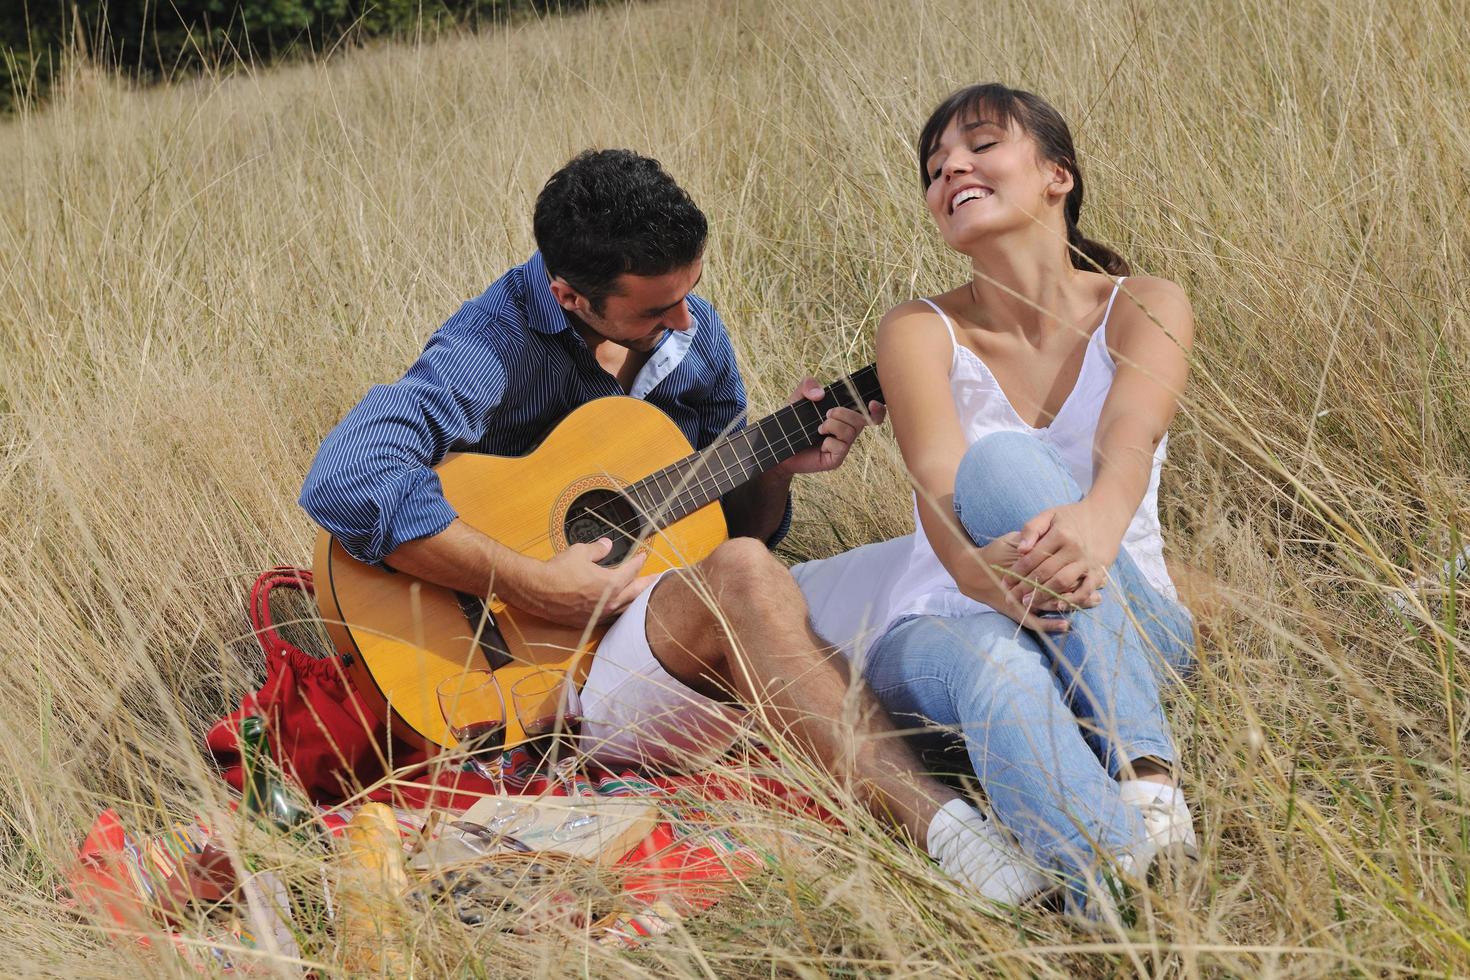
[204,567,837,822]
[190,566,835,950]
[205,567,428,803]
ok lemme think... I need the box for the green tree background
[0,0,588,111]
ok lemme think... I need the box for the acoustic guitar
[313,365,882,750]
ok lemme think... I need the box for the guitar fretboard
[625,365,881,526]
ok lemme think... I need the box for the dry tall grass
[2,0,1468,974]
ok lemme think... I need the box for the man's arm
[685,316,792,544]
[383,519,652,626]
[300,304,507,565]
[690,302,881,545]
[301,302,652,626]
[722,469,796,543]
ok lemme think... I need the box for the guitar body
[313,397,729,751]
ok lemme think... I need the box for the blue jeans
[863,431,1194,882]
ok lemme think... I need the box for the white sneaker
[1064,784,1199,928]
[927,799,1053,905]
[1118,780,1198,860]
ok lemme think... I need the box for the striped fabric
[301,251,787,565]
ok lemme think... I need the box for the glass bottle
[239,715,324,843]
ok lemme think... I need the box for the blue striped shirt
[301,252,787,565]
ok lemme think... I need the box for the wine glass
[511,668,597,838]
[436,669,526,835]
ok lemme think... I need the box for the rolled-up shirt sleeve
[300,302,508,565]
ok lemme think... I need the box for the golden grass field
[2,0,1468,974]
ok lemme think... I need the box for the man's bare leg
[642,539,1057,902]
[642,537,958,850]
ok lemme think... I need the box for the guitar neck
[627,364,882,525]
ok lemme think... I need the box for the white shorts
[579,570,745,771]
[790,535,914,660]
[579,537,912,772]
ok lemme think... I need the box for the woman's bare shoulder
[878,297,953,342]
[1119,274,1190,305]
[876,297,956,373]
[1111,275,1195,347]
[881,296,943,325]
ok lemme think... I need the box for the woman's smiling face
[921,115,1072,252]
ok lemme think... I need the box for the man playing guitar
[300,149,1045,903]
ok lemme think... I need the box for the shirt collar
[522,252,574,335]
[630,314,699,398]
[519,250,703,360]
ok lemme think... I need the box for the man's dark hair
[533,149,708,313]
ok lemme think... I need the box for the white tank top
[880,278,1178,635]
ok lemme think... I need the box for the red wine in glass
[438,669,528,836]
[520,712,583,769]
[523,713,596,838]
[452,720,526,836]
[450,720,507,760]
[510,668,597,837]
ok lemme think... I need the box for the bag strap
[248,566,315,662]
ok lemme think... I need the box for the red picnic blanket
[67,567,824,968]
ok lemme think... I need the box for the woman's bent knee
[953,432,1084,541]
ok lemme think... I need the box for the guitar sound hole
[564,489,643,567]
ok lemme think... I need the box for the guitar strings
[510,380,872,554]
[556,375,879,551]
[491,375,879,558]
[499,398,819,556]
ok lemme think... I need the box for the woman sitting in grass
[868,82,1198,919]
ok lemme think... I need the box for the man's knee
[651,538,797,656]
[699,537,790,604]
[697,538,828,665]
